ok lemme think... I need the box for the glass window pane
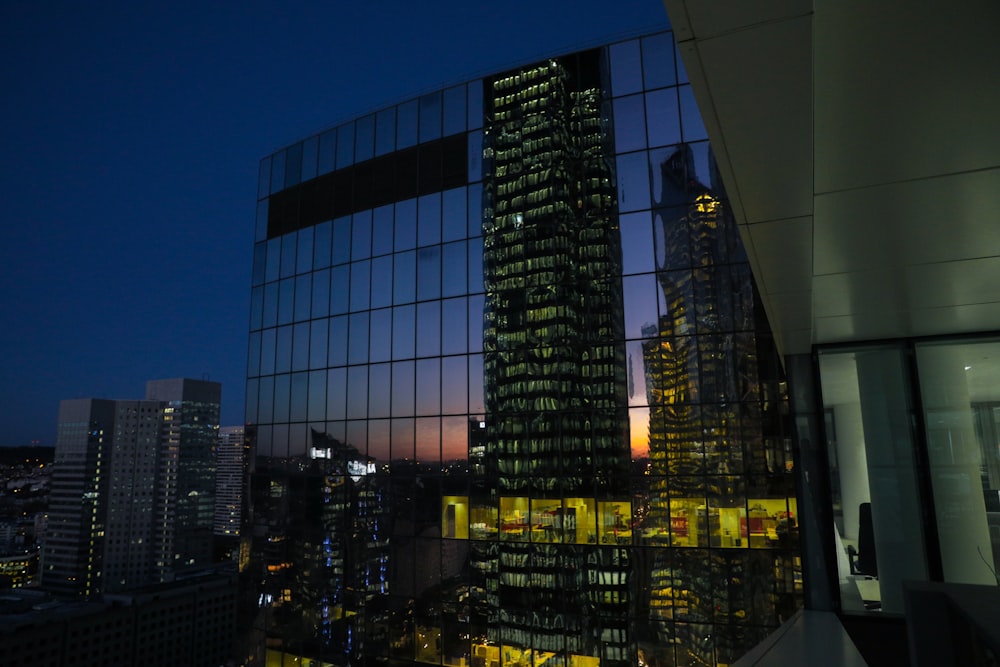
[462,299,483,361]
[263,282,279,329]
[258,377,274,424]
[468,354,484,414]
[376,107,397,156]
[646,88,681,148]
[371,255,393,309]
[369,419,391,463]
[265,237,281,283]
[369,363,391,419]
[355,114,375,162]
[260,328,276,376]
[294,274,311,322]
[642,32,677,90]
[301,136,318,181]
[418,192,442,247]
[442,416,468,462]
[250,286,264,331]
[330,265,350,314]
[392,417,415,459]
[818,347,930,613]
[352,210,372,261]
[328,316,348,367]
[280,233,297,278]
[278,278,295,325]
[610,39,643,97]
[336,122,355,168]
[620,212,656,275]
[443,84,466,136]
[617,151,651,213]
[290,372,308,421]
[416,417,441,465]
[248,332,262,377]
[397,100,418,149]
[310,319,328,368]
[416,359,440,416]
[419,91,442,142]
[347,365,367,419]
[916,339,1000,586]
[442,355,467,414]
[393,305,416,360]
[441,299,467,356]
[348,312,369,364]
[395,198,417,251]
[370,308,392,363]
[467,184,482,238]
[394,251,416,304]
[269,149,285,195]
[468,130,483,183]
[468,79,483,130]
[680,85,707,142]
[252,243,267,286]
[255,200,268,243]
[372,204,394,257]
[613,94,647,153]
[313,220,332,269]
[623,274,662,340]
[417,301,441,358]
[257,156,271,200]
[350,260,370,311]
[273,374,290,422]
[442,187,467,242]
[442,242,467,298]
[292,322,310,371]
[308,370,326,422]
[318,129,336,175]
[246,378,260,423]
[467,237,484,295]
[333,216,352,265]
[676,40,689,84]
[312,268,330,318]
[417,247,441,301]
[327,367,347,420]
[392,362,415,417]
[275,325,293,374]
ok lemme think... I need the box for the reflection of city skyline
[245,31,801,667]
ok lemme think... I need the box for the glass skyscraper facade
[246,31,800,667]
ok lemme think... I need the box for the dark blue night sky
[0,1,669,446]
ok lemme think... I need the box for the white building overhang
[663,0,1000,356]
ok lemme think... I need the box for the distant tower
[41,379,221,597]
[214,425,247,539]
[42,399,116,598]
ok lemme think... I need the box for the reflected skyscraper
[245,30,800,667]
[477,52,632,666]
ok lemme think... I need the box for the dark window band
[267,133,468,239]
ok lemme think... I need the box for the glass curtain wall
[245,31,801,667]
[817,337,1000,614]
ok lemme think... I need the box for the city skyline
[0,1,669,447]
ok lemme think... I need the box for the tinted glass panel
[642,32,677,89]
[610,39,643,96]
[355,114,375,162]
[420,91,442,141]
[376,107,396,156]
[397,100,418,149]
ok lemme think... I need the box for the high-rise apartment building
[41,379,221,597]
[246,31,799,667]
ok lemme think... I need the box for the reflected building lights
[245,30,801,667]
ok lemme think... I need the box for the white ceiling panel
[814,169,1000,276]
[696,17,813,225]
[746,216,813,289]
[814,0,1000,195]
